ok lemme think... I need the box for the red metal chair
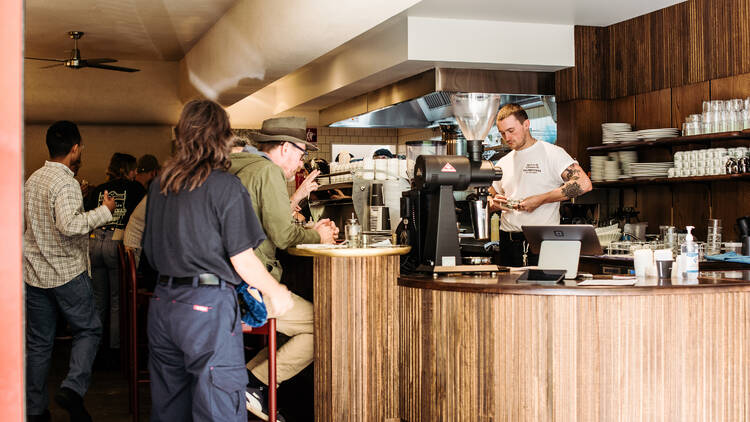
[124,248,150,422]
[242,319,278,422]
[117,243,129,376]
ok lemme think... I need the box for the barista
[488,103,592,266]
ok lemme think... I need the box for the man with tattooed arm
[488,103,592,267]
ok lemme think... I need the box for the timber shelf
[592,173,750,188]
[587,129,750,153]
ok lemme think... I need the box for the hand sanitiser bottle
[681,226,699,280]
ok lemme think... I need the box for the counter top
[398,270,750,296]
[288,245,410,257]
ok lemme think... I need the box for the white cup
[634,249,653,278]
[668,168,675,177]
[696,168,706,176]
[680,168,691,177]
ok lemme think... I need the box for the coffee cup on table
[654,249,674,279]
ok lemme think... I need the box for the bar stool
[117,243,129,376]
[242,319,278,422]
[124,248,151,422]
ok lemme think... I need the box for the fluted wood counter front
[398,271,750,422]
[288,246,409,422]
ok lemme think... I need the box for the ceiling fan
[25,31,140,73]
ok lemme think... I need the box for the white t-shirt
[492,140,576,232]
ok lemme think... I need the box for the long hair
[159,100,233,194]
[105,153,137,180]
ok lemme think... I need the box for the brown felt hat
[248,117,318,151]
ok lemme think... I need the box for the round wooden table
[288,245,410,422]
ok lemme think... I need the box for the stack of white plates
[618,151,638,176]
[614,131,641,143]
[628,162,673,178]
[590,156,608,181]
[604,160,620,181]
[602,123,633,144]
[636,128,680,141]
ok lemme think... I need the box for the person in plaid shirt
[24,121,115,422]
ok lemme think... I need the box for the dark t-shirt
[143,170,265,285]
[85,178,147,229]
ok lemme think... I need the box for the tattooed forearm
[562,164,580,181]
[561,181,584,199]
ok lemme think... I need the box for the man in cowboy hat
[229,116,337,421]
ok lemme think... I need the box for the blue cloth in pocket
[235,284,268,327]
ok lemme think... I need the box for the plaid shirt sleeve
[54,179,112,236]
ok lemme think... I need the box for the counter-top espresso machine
[398,93,502,275]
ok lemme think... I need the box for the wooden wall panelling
[606,95,636,125]
[710,72,750,100]
[685,0,710,84]
[557,100,606,171]
[635,88,673,163]
[634,88,672,130]
[555,67,578,103]
[711,181,750,241]
[671,81,711,128]
[574,26,608,100]
[706,0,750,80]
[672,184,711,240]
[636,186,673,235]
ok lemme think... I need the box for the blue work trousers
[147,280,247,422]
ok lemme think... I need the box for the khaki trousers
[247,292,313,384]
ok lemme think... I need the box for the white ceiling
[24,0,237,61]
[406,0,685,27]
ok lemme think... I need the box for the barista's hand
[263,283,294,318]
[488,194,512,212]
[291,170,320,206]
[313,218,336,244]
[518,194,546,213]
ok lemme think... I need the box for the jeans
[89,229,121,348]
[148,281,247,422]
[25,272,102,415]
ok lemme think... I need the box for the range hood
[322,68,556,129]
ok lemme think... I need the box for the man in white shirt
[489,103,592,266]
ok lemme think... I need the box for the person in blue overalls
[143,99,294,421]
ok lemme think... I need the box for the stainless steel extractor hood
[322,68,555,129]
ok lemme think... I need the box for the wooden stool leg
[268,318,277,422]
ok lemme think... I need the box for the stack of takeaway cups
[706,219,722,256]
[589,156,608,182]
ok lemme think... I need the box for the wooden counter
[288,246,410,422]
[398,270,750,421]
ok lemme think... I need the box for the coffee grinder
[398,93,503,275]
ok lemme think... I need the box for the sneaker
[54,387,92,422]
[27,409,50,422]
[245,385,285,422]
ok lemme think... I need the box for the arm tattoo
[561,181,584,199]
[562,164,580,182]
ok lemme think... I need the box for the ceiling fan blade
[39,63,65,69]
[84,63,140,73]
[25,57,65,62]
[83,58,117,64]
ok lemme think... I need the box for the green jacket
[229,151,320,281]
